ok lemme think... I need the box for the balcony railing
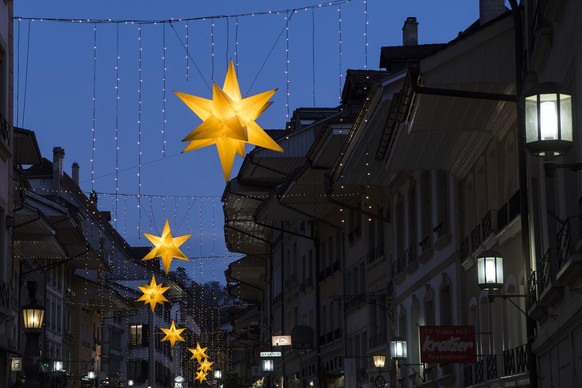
[0,111,11,148]
[464,345,528,388]
[503,344,529,377]
[538,248,555,294]
[392,254,405,276]
[471,223,482,252]
[419,235,432,255]
[498,190,521,231]
[460,236,470,261]
[404,245,417,268]
[556,216,581,270]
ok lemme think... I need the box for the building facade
[222,1,582,388]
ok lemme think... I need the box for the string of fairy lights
[14,0,373,378]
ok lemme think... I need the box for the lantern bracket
[543,158,582,176]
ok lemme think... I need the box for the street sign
[260,351,282,357]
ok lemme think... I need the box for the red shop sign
[419,325,476,364]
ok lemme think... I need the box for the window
[129,324,148,347]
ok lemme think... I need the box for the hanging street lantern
[390,337,407,360]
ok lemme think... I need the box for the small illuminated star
[198,358,214,373]
[175,59,283,182]
[188,342,209,362]
[136,275,169,312]
[194,370,208,383]
[142,219,191,274]
[160,320,185,348]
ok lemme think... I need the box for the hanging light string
[185,21,189,81]
[169,22,211,91]
[21,20,32,127]
[137,24,143,237]
[162,23,167,157]
[225,18,230,69]
[338,3,343,103]
[16,19,21,127]
[91,23,97,190]
[14,1,351,24]
[245,9,295,97]
[235,17,239,72]
[211,20,215,81]
[312,8,316,107]
[114,23,120,228]
[364,0,368,69]
[285,11,290,123]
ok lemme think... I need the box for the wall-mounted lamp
[525,82,573,157]
[524,82,580,175]
[475,251,535,319]
[476,250,504,293]
[262,359,274,372]
[373,355,386,369]
[390,337,407,360]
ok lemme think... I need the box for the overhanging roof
[382,13,517,179]
[73,275,134,311]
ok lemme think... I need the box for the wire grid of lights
[13,4,373,359]
[14,0,370,247]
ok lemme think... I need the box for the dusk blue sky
[13,1,478,282]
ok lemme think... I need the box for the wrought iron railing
[481,210,496,239]
[419,235,432,254]
[556,216,581,270]
[392,254,405,276]
[503,344,529,377]
[538,248,555,293]
[0,111,11,147]
[471,224,482,252]
[528,271,538,306]
[433,220,448,239]
[404,245,416,267]
[460,236,470,261]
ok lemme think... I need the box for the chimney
[72,162,80,185]
[480,0,505,25]
[53,147,65,194]
[402,17,418,46]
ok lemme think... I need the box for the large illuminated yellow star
[160,320,186,348]
[198,358,214,373]
[188,342,209,362]
[174,59,284,181]
[142,219,191,274]
[136,275,169,312]
[194,370,208,383]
